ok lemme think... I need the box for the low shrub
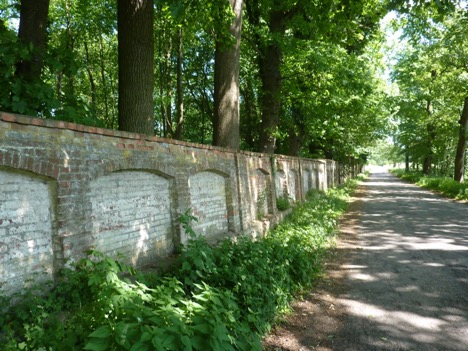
[391,169,468,200]
[276,195,291,211]
[416,176,444,189]
[0,179,358,350]
[438,178,464,198]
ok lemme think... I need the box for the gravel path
[263,172,468,351]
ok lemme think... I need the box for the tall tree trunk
[257,10,287,153]
[117,0,154,135]
[98,32,110,126]
[213,0,243,150]
[405,146,410,172]
[157,6,165,137]
[454,97,468,182]
[174,28,184,140]
[64,0,75,96]
[423,71,437,175]
[423,98,435,175]
[16,0,50,82]
[164,36,173,137]
[240,76,257,150]
[84,39,97,114]
[287,106,304,156]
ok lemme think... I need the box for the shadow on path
[263,171,468,351]
[333,172,468,351]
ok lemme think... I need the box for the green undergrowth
[0,178,361,351]
[390,169,468,200]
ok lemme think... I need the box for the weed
[0,179,358,350]
[276,195,291,211]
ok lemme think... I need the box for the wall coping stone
[0,112,280,159]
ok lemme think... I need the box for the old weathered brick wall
[0,112,344,295]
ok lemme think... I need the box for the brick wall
[0,112,346,295]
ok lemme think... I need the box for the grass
[390,169,468,200]
[0,178,361,351]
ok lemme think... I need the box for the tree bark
[84,39,97,114]
[174,28,184,140]
[405,147,410,172]
[454,97,468,182]
[287,106,305,156]
[16,0,50,82]
[117,0,154,135]
[213,0,243,150]
[256,9,287,153]
[98,32,111,127]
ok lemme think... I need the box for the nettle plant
[0,179,358,350]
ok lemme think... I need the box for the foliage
[0,180,358,350]
[276,195,291,211]
[388,3,468,177]
[390,169,468,200]
[0,0,391,158]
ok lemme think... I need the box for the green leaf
[88,325,112,338]
[83,338,110,351]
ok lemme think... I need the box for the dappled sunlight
[332,171,468,350]
[0,169,55,295]
[340,298,445,330]
[132,223,150,266]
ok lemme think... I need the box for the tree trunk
[64,0,75,96]
[84,39,97,114]
[405,147,410,172]
[164,37,173,137]
[213,0,243,150]
[454,97,468,182]
[98,32,110,127]
[423,98,435,175]
[174,28,184,140]
[16,0,50,82]
[240,76,257,150]
[257,10,286,153]
[117,0,154,135]
[287,106,304,156]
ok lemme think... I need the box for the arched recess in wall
[253,168,272,219]
[89,170,176,267]
[311,163,319,190]
[188,170,234,241]
[0,167,57,296]
[288,169,299,201]
[275,169,287,199]
[303,168,312,195]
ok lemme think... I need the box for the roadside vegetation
[0,177,363,351]
[390,169,468,201]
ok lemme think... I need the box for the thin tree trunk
[84,39,97,113]
[16,0,50,82]
[405,147,410,172]
[213,0,243,150]
[98,32,110,126]
[174,28,184,140]
[117,0,154,135]
[164,36,173,137]
[157,8,165,137]
[423,98,435,175]
[241,76,257,150]
[454,97,468,182]
[65,0,75,96]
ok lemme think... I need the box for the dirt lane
[264,172,468,351]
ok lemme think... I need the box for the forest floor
[263,172,468,351]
